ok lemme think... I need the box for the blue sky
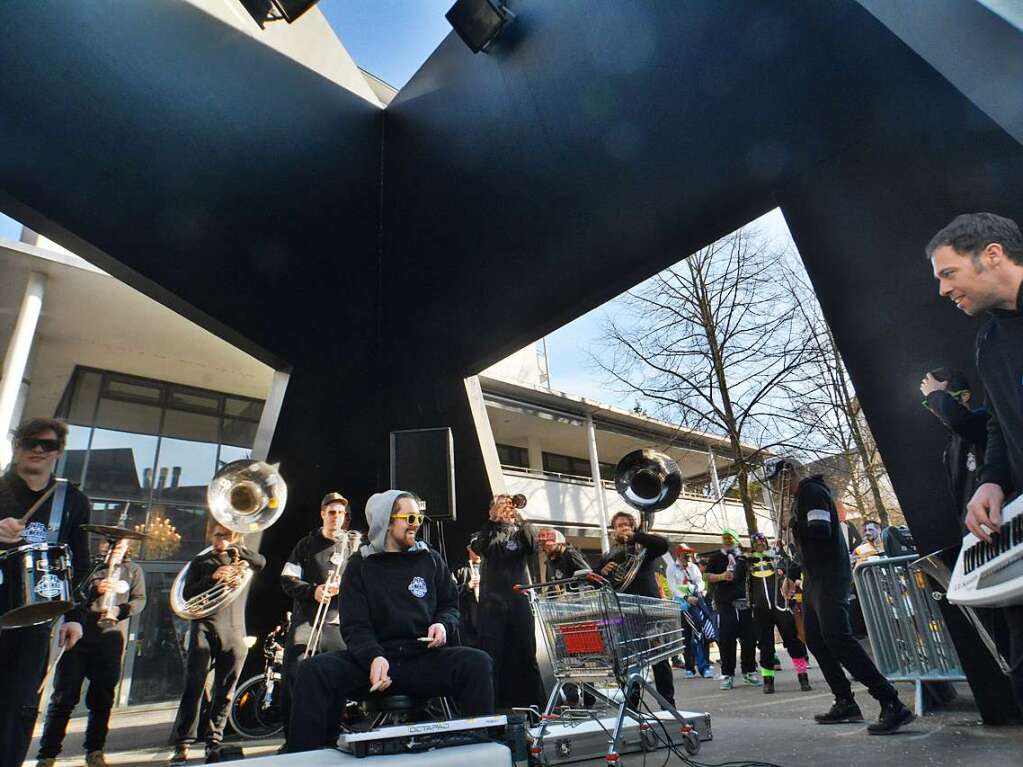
[318,0,453,88]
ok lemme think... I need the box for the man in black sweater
[0,417,92,767]
[471,494,545,709]
[278,492,351,745]
[772,461,913,734]
[37,538,146,767]
[927,211,1023,707]
[290,491,493,752]
[598,511,674,707]
[170,523,265,763]
[704,529,762,690]
[538,528,589,582]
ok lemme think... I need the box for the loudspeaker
[445,0,516,54]
[240,0,319,27]
[390,428,456,521]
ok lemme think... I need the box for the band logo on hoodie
[408,576,428,598]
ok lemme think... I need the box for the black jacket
[975,284,1023,496]
[339,547,459,668]
[281,528,343,635]
[784,475,851,595]
[748,551,782,612]
[543,544,590,582]
[925,390,989,525]
[453,562,480,646]
[0,469,92,625]
[470,519,537,605]
[705,549,749,607]
[599,531,668,598]
[82,557,146,638]
[183,544,266,634]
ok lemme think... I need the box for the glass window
[106,378,162,403]
[220,418,256,448]
[127,568,190,705]
[136,504,204,562]
[83,429,159,500]
[224,397,261,420]
[152,438,217,505]
[66,371,101,425]
[58,424,93,484]
[217,444,252,470]
[168,390,220,415]
[94,398,162,434]
[497,443,528,468]
[162,409,220,442]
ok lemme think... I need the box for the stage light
[445,0,516,54]
[239,0,320,28]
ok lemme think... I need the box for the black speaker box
[389,428,456,521]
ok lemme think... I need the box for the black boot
[763,676,775,694]
[867,700,914,735]
[814,698,864,724]
[204,744,222,764]
[798,672,812,691]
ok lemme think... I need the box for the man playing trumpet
[279,492,351,746]
[36,538,146,767]
[169,521,265,764]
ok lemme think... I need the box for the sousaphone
[170,460,287,619]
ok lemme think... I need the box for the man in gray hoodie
[288,490,494,751]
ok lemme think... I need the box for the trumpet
[305,530,362,658]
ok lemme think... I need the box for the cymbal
[80,523,149,541]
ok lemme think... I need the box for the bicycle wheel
[229,675,284,739]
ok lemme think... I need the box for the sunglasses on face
[391,512,425,526]
[18,437,61,453]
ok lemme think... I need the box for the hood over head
[360,490,429,557]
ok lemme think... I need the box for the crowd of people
[2,211,1023,765]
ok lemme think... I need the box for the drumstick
[37,644,67,695]
[19,483,58,525]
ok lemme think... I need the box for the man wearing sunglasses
[289,490,493,752]
[920,368,989,533]
[1,417,92,767]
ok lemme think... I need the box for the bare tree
[594,227,817,534]
[786,279,899,527]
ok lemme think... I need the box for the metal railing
[853,554,966,714]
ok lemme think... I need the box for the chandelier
[135,511,182,560]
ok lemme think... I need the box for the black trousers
[753,602,808,667]
[289,646,494,752]
[171,622,246,747]
[478,595,545,708]
[1005,605,1023,708]
[803,586,896,704]
[717,604,758,676]
[0,623,51,767]
[38,631,125,758]
[280,623,344,742]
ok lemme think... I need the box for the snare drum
[0,543,73,628]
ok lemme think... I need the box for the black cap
[320,492,349,508]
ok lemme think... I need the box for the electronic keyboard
[338,715,508,758]
[947,494,1023,608]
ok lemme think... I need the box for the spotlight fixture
[239,0,320,28]
[445,0,516,54]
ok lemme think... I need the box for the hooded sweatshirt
[340,490,459,667]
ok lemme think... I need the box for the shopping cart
[517,573,700,763]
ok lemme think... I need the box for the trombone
[304,530,362,658]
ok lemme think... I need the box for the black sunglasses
[18,437,61,453]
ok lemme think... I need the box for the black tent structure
[2,0,1021,721]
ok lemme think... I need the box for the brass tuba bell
[170,460,287,619]
[607,449,682,591]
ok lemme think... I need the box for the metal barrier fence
[853,554,966,714]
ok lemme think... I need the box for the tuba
[606,449,682,591]
[170,460,287,620]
